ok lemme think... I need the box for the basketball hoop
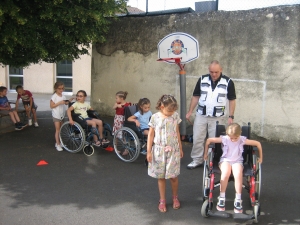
[157,57,185,71]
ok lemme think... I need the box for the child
[15,85,39,127]
[128,98,152,154]
[0,86,27,130]
[147,94,183,213]
[67,90,109,146]
[112,91,131,135]
[204,123,263,213]
[50,82,74,151]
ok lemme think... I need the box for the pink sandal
[158,199,167,213]
[173,196,180,209]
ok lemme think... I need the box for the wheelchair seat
[211,123,254,177]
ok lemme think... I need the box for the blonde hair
[116,91,128,100]
[226,123,242,136]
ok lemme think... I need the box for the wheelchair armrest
[87,110,101,120]
[253,146,258,151]
[209,143,215,148]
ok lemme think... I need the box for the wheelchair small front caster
[83,145,94,156]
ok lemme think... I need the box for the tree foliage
[0,0,127,67]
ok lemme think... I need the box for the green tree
[0,0,127,67]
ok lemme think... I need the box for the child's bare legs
[219,162,232,192]
[143,130,149,136]
[170,177,180,209]
[217,162,232,211]
[8,111,20,124]
[232,163,243,213]
[31,108,37,122]
[86,120,99,143]
[54,121,62,145]
[232,163,243,195]
[24,105,31,120]
[158,178,166,212]
[92,118,104,139]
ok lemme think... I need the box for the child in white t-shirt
[50,82,73,151]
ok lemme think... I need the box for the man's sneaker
[28,119,32,126]
[19,123,28,128]
[56,144,63,151]
[187,161,202,169]
[140,149,147,155]
[234,198,243,213]
[216,196,226,211]
[34,122,39,127]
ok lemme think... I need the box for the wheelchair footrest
[233,213,254,220]
[208,211,230,218]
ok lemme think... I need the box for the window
[9,67,23,91]
[56,60,72,92]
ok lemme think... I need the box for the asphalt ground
[1,110,300,225]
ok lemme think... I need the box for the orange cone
[105,146,114,152]
[37,160,48,166]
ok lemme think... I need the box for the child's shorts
[0,109,14,115]
[23,101,38,110]
[53,117,65,123]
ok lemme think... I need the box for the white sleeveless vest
[197,75,230,117]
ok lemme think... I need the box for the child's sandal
[158,199,167,213]
[173,196,180,209]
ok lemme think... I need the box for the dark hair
[137,98,150,115]
[116,91,128,100]
[15,85,23,91]
[0,86,7,92]
[156,94,178,111]
[77,90,87,97]
[54,81,64,91]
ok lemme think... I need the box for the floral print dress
[148,112,182,179]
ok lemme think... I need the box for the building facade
[0,49,91,95]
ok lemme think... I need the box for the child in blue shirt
[0,86,27,130]
[128,98,152,154]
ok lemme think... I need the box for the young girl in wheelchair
[204,123,263,213]
[67,90,109,147]
[128,98,152,154]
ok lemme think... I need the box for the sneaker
[15,125,22,131]
[28,119,32,126]
[56,144,63,151]
[187,161,203,169]
[20,123,28,128]
[102,138,110,144]
[140,149,147,155]
[234,199,243,213]
[93,141,101,147]
[216,196,226,211]
[34,122,39,127]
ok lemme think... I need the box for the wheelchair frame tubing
[250,162,257,206]
[209,160,215,204]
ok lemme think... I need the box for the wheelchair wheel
[253,155,262,200]
[83,145,94,156]
[202,160,210,199]
[201,199,210,218]
[113,127,140,162]
[60,121,86,153]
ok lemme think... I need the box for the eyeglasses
[76,95,84,97]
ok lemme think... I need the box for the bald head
[209,60,222,81]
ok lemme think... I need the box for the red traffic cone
[105,146,114,152]
[37,160,48,166]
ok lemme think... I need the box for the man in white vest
[186,60,236,169]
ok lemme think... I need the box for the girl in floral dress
[147,94,183,213]
[112,91,131,135]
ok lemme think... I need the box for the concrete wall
[92,5,300,143]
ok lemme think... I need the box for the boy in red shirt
[15,85,39,127]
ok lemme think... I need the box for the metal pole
[216,0,219,10]
[146,0,148,13]
[179,69,186,136]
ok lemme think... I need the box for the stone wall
[92,5,300,143]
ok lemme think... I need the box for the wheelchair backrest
[124,105,138,121]
[213,123,253,164]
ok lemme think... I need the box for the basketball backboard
[157,32,199,64]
